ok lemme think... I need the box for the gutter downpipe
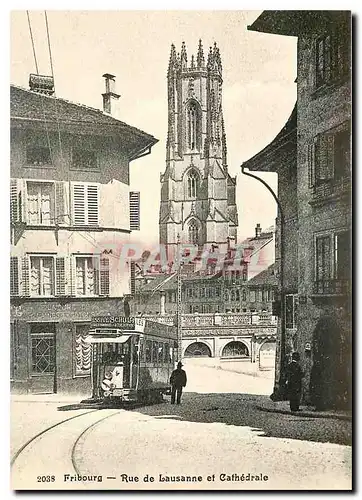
[241,165,286,400]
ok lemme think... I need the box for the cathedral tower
[159,40,238,258]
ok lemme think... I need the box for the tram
[84,316,178,404]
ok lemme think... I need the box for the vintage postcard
[10,9,352,491]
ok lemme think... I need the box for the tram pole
[176,234,183,362]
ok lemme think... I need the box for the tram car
[84,316,178,404]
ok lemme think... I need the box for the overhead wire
[26,11,39,74]
[44,10,69,226]
[26,12,125,293]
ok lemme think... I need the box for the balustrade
[143,312,277,327]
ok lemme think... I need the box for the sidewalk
[256,398,352,421]
[11,393,85,404]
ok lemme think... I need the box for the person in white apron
[111,361,124,389]
[101,371,114,397]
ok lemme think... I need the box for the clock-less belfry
[159,40,238,260]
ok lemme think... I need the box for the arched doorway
[184,342,211,357]
[259,340,276,370]
[221,341,249,358]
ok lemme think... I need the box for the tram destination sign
[92,316,136,329]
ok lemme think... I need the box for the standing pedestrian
[170,361,187,405]
[286,352,303,412]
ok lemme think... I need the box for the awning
[84,334,132,344]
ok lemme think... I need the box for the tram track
[71,411,121,479]
[11,409,98,467]
[11,408,122,490]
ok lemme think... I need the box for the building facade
[133,225,276,316]
[246,11,351,408]
[10,75,158,395]
[159,41,238,259]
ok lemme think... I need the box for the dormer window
[72,148,98,171]
[26,146,52,167]
[25,131,54,167]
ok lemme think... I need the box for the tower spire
[197,39,205,68]
[180,41,187,68]
[168,43,177,76]
[191,54,195,69]
[207,46,213,69]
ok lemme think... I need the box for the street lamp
[241,166,286,400]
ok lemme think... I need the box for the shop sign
[92,316,135,329]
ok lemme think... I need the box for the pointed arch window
[187,101,200,151]
[188,219,199,245]
[187,169,199,199]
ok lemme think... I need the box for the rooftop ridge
[10,83,156,140]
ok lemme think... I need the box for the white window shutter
[73,184,86,225]
[10,256,19,296]
[87,185,99,226]
[130,261,136,296]
[55,257,66,295]
[10,179,19,223]
[130,191,140,230]
[99,257,110,296]
[21,256,30,297]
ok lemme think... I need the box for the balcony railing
[142,312,278,328]
[313,279,350,296]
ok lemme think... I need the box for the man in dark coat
[286,352,303,411]
[170,361,187,404]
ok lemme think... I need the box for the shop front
[10,297,126,395]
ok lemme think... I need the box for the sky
[10,10,297,246]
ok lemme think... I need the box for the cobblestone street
[11,363,352,490]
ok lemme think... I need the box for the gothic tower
[159,40,238,258]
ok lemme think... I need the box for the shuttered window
[27,182,55,225]
[55,257,66,295]
[75,257,98,296]
[10,179,22,223]
[316,236,332,282]
[73,255,110,296]
[72,183,99,226]
[315,30,350,88]
[100,258,110,296]
[21,256,30,296]
[30,256,55,296]
[129,191,140,230]
[310,122,351,187]
[315,134,335,182]
[130,261,136,296]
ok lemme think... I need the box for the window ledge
[23,164,55,169]
[69,167,101,173]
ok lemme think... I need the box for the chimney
[29,74,54,95]
[102,73,120,115]
[255,223,262,238]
